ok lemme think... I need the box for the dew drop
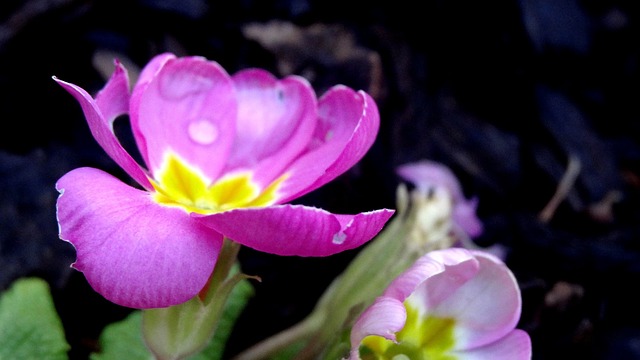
[332,231,347,245]
[188,119,218,145]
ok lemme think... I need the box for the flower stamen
[151,152,285,213]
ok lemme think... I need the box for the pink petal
[349,297,406,360]
[129,53,176,164]
[278,86,380,202]
[56,167,222,308]
[95,60,130,122]
[130,53,177,163]
[54,73,153,190]
[424,250,523,350]
[133,56,237,181]
[222,69,316,188]
[194,205,394,256]
[134,53,177,90]
[451,330,532,360]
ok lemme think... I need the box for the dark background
[1,1,639,359]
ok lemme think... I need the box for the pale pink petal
[194,205,394,256]
[396,160,465,201]
[134,57,237,181]
[452,197,483,238]
[348,249,529,358]
[451,330,532,360]
[397,160,484,238]
[56,167,222,309]
[424,250,522,350]
[54,77,153,190]
[278,87,380,202]
[349,297,406,360]
[383,248,477,302]
[223,69,316,189]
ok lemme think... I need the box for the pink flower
[349,248,531,359]
[397,160,483,238]
[54,53,394,309]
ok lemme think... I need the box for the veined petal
[223,69,316,189]
[56,167,222,309]
[451,330,532,360]
[349,297,407,360]
[194,205,394,256]
[278,87,380,203]
[54,75,153,190]
[134,56,237,182]
[423,250,522,350]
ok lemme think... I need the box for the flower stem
[142,237,246,360]
[231,313,322,360]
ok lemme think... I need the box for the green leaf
[89,311,152,360]
[0,277,70,360]
[91,277,254,360]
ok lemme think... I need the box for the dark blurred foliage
[1,0,639,359]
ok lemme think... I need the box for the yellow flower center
[359,302,457,360]
[151,152,286,214]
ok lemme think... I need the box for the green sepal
[142,265,254,360]
[91,268,253,360]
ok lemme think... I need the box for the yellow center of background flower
[151,153,286,213]
[359,303,457,360]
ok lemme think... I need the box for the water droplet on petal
[324,129,334,142]
[188,119,218,145]
[332,231,347,245]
